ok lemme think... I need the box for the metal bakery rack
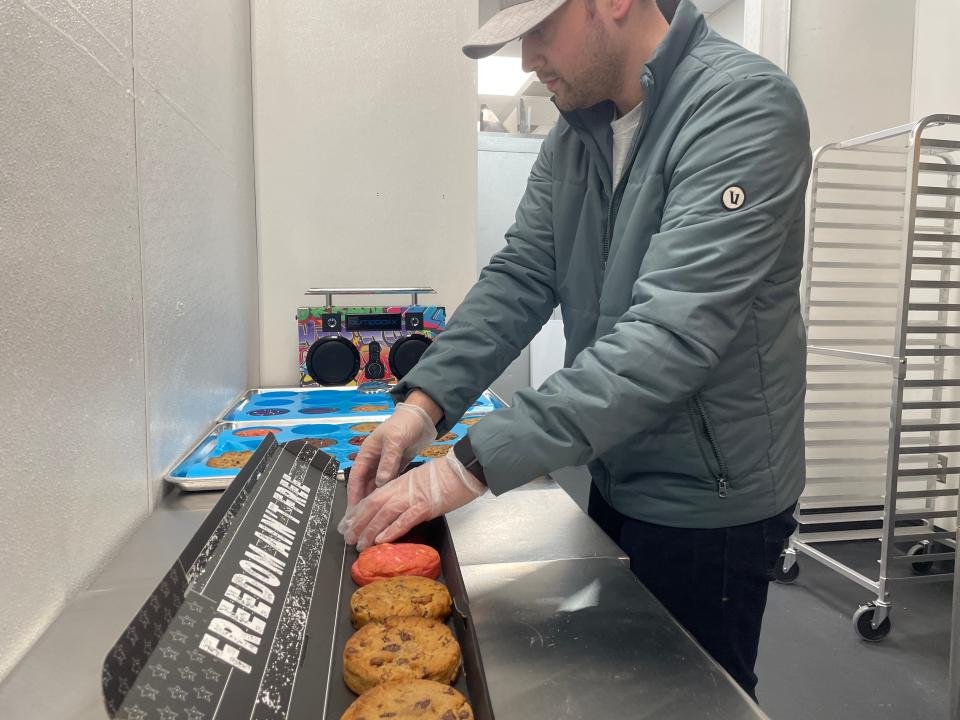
[779,114,960,640]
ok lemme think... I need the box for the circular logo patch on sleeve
[722,186,745,210]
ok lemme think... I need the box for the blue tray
[221,386,505,424]
[166,419,482,491]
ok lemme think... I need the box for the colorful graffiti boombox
[298,303,446,386]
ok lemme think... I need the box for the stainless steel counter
[0,478,766,719]
[446,478,628,567]
[465,558,766,720]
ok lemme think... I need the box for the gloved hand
[347,402,437,508]
[338,452,487,551]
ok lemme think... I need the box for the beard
[551,15,625,112]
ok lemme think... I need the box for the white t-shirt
[611,101,644,188]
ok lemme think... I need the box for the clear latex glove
[338,452,486,552]
[346,402,437,508]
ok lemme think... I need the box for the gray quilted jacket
[394,0,811,528]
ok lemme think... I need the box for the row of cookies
[340,544,475,720]
[203,423,465,470]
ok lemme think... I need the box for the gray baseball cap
[463,0,570,59]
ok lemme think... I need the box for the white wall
[791,1,960,527]
[910,0,960,531]
[134,1,260,484]
[787,1,913,509]
[788,0,917,150]
[706,0,744,45]
[0,0,258,682]
[252,0,478,386]
[911,0,960,120]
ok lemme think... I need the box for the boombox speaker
[298,288,445,386]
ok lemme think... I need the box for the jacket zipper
[602,73,654,271]
[693,395,729,498]
[602,186,626,270]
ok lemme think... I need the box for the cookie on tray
[340,680,474,720]
[350,422,382,433]
[351,543,442,586]
[305,437,337,449]
[342,617,461,695]
[350,576,452,628]
[419,444,453,459]
[233,427,281,437]
[206,451,253,469]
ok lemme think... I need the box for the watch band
[453,435,487,486]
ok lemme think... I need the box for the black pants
[588,483,796,700]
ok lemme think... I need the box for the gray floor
[550,466,953,720]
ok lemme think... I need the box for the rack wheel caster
[907,541,934,575]
[853,603,891,642]
[774,553,800,584]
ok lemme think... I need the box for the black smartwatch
[452,435,487,487]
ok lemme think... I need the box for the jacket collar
[559,0,708,176]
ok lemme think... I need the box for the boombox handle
[304,287,437,306]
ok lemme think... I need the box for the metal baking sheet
[221,386,506,425]
[103,436,493,720]
[166,420,476,492]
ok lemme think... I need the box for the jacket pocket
[689,395,730,498]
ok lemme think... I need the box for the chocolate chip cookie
[206,451,253,469]
[342,617,460,695]
[340,680,473,720]
[350,577,452,629]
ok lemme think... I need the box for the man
[339,0,810,699]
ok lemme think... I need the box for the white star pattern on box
[112,646,126,664]
[194,686,213,702]
[179,615,196,628]
[185,707,205,720]
[158,706,179,720]
[159,647,179,661]
[187,601,204,613]
[178,666,197,681]
[148,664,170,680]
[201,668,220,682]
[169,685,188,702]
[139,613,152,629]
[138,684,159,700]
[186,649,204,664]
[123,705,148,720]
[171,630,189,644]
[126,627,139,645]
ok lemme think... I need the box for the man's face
[521,0,625,112]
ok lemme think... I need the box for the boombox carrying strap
[304,287,437,306]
